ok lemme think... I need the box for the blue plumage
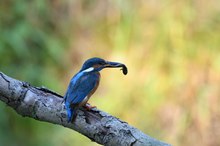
[64,72,99,122]
[64,57,127,123]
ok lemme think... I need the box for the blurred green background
[1,0,220,146]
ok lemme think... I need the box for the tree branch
[0,72,171,146]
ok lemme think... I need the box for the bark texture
[0,72,171,146]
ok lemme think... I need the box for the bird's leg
[83,103,96,110]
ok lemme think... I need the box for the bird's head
[80,57,128,75]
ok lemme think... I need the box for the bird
[64,57,128,123]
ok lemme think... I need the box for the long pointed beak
[104,61,128,75]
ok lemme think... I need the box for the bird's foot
[83,103,96,110]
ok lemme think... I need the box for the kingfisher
[64,57,127,123]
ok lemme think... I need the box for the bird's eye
[99,62,106,65]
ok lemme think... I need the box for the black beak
[104,61,128,75]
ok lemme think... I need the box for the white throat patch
[83,67,94,73]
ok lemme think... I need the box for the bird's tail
[65,102,77,123]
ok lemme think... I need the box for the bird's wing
[64,73,99,105]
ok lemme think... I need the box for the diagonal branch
[0,72,171,146]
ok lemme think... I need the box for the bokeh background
[1,0,220,146]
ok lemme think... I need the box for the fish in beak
[104,61,128,75]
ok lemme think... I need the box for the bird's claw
[83,103,96,110]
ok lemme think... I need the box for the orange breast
[79,73,100,106]
[87,72,100,98]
